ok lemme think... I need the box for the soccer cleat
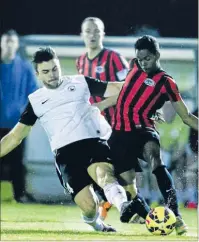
[175,216,188,235]
[101,223,117,232]
[120,201,136,223]
[99,201,112,221]
[130,213,145,224]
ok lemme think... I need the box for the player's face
[136,49,159,74]
[36,58,62,89]
[81,20,104,49]
[1,34,19,58]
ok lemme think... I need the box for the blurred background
[1,0,198,208]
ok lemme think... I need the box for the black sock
[93,183,108,202]
[153,166,180,217]
[132,193,150,219]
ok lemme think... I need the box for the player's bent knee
[96,163,116,188]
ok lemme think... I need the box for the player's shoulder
[105,48,122,58]
[76,53,87,61]
[62,74,86,83]
[162,72,175,83]
[28,87,45,99]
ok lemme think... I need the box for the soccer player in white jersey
[0,47,150,232]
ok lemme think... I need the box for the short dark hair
[32,47,58,71]
[135,35,160,55]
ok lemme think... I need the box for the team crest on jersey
[95,66,105,73]
[68,86,76,91]
[144,78,155,87]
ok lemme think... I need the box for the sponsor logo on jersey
[68,86,76,91]
[144,78,155,87]
[95,66,105,73]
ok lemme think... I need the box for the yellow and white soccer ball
[145,206,176,235]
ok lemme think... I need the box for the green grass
[1,202,198,241]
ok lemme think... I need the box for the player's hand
[151,111,165,124]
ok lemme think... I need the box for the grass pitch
[1,201,198,241]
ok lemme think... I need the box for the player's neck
[147,64,162,76]
[87,46,103,59]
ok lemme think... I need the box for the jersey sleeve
[19,102,38,126]
[76,57,80,72]
[111,52,129,81]
[164,77,182,102]
[84,76,108,96]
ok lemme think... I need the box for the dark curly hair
[32,46,58,71]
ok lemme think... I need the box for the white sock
[82,212,104,231]
[103,182,127,212]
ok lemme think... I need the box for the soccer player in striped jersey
[76,17,130,221]
[76,17,129,125]
[107,35,198,235]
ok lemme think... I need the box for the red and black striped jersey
[113,58,182,131]
[76,48,129,124]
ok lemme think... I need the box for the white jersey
[27,75,112,151]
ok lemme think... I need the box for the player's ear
[156,51,160,60]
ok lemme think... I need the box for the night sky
[1,0,198,37]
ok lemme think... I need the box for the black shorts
[55,138,112,199]
[108,128,160,175]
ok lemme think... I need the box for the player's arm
[172,100,198,130]
[92,52,128,110]
[0,123,32,158]
[92,95,118,111]
[0,102,38,158]
[84,76,124,98]
[103,81,124,97]
[164,77,198,130]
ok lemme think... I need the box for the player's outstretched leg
[74,185,116,232]
[119,169,150,223]
[120,193,150,223]
[153,166,188,235]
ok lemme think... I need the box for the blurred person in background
[76,17,131,221]
[0,29,38,203]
